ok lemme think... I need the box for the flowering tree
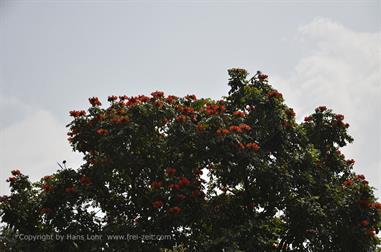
[1,69,380,251]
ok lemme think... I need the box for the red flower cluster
[361,219,369,226]
[11,169,21,176]
[166,95,178,104]
[6,177,16,183]
[205,104,225,115]
[185,94,197,100]
[111,117,129,124]
[80,176,92,186]
[216,128,230,136]
[335,114,344,121]
[64,186,76,193]
[343,179,353,186]
[286,108,296,117]
[304,116,313,122]
[152,200,163,209]
[258,74,268,80]
[41,183,54,191]
[151,180,162,189]
[239,123,251,131]
[69,110,86,117]
[316,106,327,112]
[246,143,260,151]
[168,206,181,215]
[166,167,177,176]
[346,159,355,165]
[151,91,164,98]
[176,115,187,122]
[96,128,109,135]
[267,91,283,99]
[89,97,102,107]
[196,124,207,131]
[168,183,180,190]
[107,95,118,102]
[233,111,246,117]
[370,202,381,209]
[43,175,54,180]
[179,177,190,186]
[229,125,241,132]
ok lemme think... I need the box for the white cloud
[273,17,381,197]
[0,108,83,195]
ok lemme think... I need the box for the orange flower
[233,111,245,117]
[229,125,241,132]
[151,91,164,98]
[239,123,251,131]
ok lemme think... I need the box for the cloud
[0,107,83,195]
[272,17,381,197]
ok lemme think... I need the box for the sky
[0,0,380,198]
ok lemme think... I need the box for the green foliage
[0,69,380,251]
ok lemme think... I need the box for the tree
[1,69,380,251]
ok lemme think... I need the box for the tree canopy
[1,69,380,251]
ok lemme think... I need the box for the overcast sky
[0,0,380,198]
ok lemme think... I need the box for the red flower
[258,73,268,80]
[267,91,283,99]
[360,219,369,226]
[371,202,381,209]
[152,200,163,209]
[343,179,353,186]
[151,91,164,98]
[96,128,109,135]
[346,159,355,166]
[286,108,296,117]
[89,97,102,107]
[166,95,178,104]
[41,183,54,191]
[233,111,246,117]
[335,114,344,121]
[183,107,194,114]
[368,228,376,237]
[196,124,207,131]
[80,176,92,186]
[246,143,260,151]
[69,110,86,117]
[175,115,187,122]
[168,183,180,190]
[304,116,313,122]
[0,196,9,203]
[64,186,76,193]
[239,123,251,131]
[356,174,365,180]
[316,106,327,112]
[107,95,118,102]
[166,167,177,176]
[154,101,164,107]
[216,128,230,136]
[150,180,162,189]
[11,169,21,176]
[229,125,241,132]
[179,177,190,186]
[168,206,182,215]
[185,94,197,100]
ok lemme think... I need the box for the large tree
[1,69,380,251]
